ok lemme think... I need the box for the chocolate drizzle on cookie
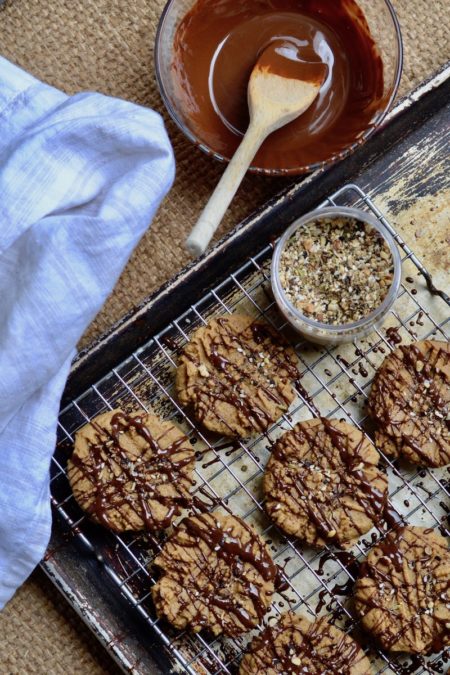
[355,526,450,654]
[176,315,299,438]
[264,418,388,547]
[239,612,371,674]
[183,514,277,582]
[68,410,195,532]
[368,341,450,467]
[152,512,276,636]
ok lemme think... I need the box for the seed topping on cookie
[239,612,373,674]
[152,512,276,636]
[369,340,450,467]
[176,314,299,437]
[264,418,388,547]
[68,409,195,532]
[354,525,450,653]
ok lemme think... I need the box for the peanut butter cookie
[264,418,388,548]
[368,340,450,467]
[152,512,276,636]
[68,409,195,532]
[354,525,450,653]
[239,612,372,674]
[176,314,298,438]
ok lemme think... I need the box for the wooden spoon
[186,41,327,256]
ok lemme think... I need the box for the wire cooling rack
[50,184,449,675]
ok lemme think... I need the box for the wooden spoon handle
[186,122,266,256]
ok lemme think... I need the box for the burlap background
[0,0,448,672]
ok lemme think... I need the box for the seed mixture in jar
[278,216,394,325]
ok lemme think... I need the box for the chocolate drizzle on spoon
[172,0,387,172]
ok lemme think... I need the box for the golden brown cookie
[239,612,372,674]
[264,418,388,548]
[374,429,402,459]
[354,525,450,654]
[67,409,195,532]
[152,512,276,636]
[176,314,298,437]
[368,341,450,467]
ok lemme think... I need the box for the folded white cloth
[0,57,175,607]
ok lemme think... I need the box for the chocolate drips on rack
[68,411,195,532]
[385,326,402,346]
[294,377,321,417]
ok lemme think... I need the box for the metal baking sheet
[48,182,449,674]
[43,63,450,675]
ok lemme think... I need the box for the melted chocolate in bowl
[171,0,386,172]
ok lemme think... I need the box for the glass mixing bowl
[155,0,403,176]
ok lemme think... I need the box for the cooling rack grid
[50,184,449,675]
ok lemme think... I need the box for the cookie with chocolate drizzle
[368,340,450,467]
[239,612,372,674]
[67,409,195,532]
[354,525,450,654]
[264,418,388,548]
[176,314,298,437]
[152,512,276,636]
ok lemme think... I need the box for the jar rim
[271,206,402,335]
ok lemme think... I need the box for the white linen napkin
[0,57,175,607]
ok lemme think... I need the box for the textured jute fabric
[0,568,122,674]
[0,0,449,672]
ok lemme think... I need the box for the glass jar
[271,206,402,344]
